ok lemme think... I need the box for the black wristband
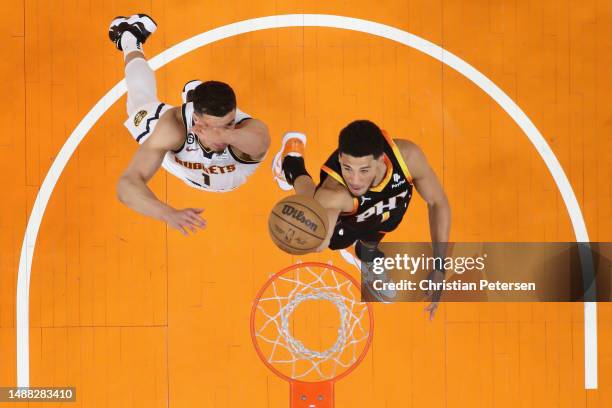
[282,155,311,185]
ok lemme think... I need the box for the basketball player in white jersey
[109,14,270,235]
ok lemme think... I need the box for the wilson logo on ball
[281,205,319,232]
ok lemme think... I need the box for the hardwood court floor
[0,0,611,407]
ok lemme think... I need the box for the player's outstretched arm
[396,139,451,319]
[228,118,270,160]
[396,139,451,245]
[194,118,270,160]
[116,109,206,235]
[312,179,355,252]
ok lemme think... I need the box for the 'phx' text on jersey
[318,132,414,250]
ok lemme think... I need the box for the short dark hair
[189,81,236,117]
[338,120,385,158]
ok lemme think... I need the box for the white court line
[15,14,597,389]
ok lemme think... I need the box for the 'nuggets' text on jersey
[124,101,262,192]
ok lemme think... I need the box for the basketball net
[251,262,374,407]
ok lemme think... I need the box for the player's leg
[358,235,397,301]
[336,232,395,302]
[108,14,158,116]
[339,232,385,267]
[272,132,316,196]
[355,238,385,262]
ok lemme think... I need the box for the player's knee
[355,241,385,263]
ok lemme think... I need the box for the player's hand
[163,208,207,235]
[424,269,444,321]
[424,301,439,321]
[192,124,229,152]
[314,236,331,252]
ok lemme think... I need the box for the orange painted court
[0,1,611,407]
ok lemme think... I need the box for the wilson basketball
[268,195,329,255]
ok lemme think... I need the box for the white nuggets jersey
[124,101,262,192]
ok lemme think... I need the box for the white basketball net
[253,264,371,381]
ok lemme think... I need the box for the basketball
[268,195,329,254]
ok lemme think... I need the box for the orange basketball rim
[250,262,374,408]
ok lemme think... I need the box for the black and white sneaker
[340,244,396,303]
[108,14,158,51]
[181,80,203,103]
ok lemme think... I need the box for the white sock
[120,31,141,56]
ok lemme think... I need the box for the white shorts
[124,101,174,144]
